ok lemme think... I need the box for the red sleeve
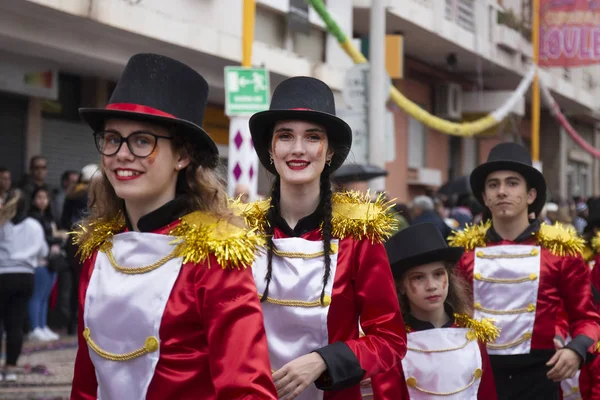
[555,302,570,343]
[371,364,409,399]
[349,241,407,378]
[456,252,474,287]
[581,354,600,400]
[70,255,98,400]
[558,255,600,352]
[592,258,600,292]
[196,257,277,400]
[477,341,497,400]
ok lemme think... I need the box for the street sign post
[224,66,270,116]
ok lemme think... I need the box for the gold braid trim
[475,302,536,315]
[473,272,538,284]
[72,213,126,262]
[169,211,265,269]
[330,191,397,243]
[447,220,491,251]
[486,332,532,350]
[408,336,471,353]
[102,242,180,275]
[454,313,500,343]
[476,248,539,259]
[406,369,482,396]
[535,223,585,257]
[231,190,398,243]
[83,328,159,362]
[272,243,338,259]
[257,293,331,307]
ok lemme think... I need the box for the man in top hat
[449,142,600,400]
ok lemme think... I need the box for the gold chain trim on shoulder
[474,272,538,284]
[406,368,482,396]
[476,248,539,259]
[486,332,532,350]
[475,302,535,315]
[257,293,331,307]
[83,327,159,362]
[101,242,180,275]
[272,243,338,259]
[408,334,471,353]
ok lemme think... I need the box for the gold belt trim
[102,243,179,275]
[476,248,539,259]
[408,335,472,353]
[487,332,532,350]
[474,272,538,283]
[475,302,536,315]
[257,293,331,307]
[272,243,338,259]
[406,368,482,396]
[83,327,159,361]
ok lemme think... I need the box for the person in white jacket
[0,189,48,383]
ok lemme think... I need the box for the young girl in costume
[242,76,407,400]
[370,222,498,399]
[70,53,277,400]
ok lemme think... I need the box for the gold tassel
[72,213,126,262]
[169,211,265,269]
[330,190,398,243]
[454,313,500,343]
[592,233,600,255]
[535,223,585,257]
[229,197,271,232]
[447,220,491,251]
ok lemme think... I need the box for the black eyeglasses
[93,130,173,158]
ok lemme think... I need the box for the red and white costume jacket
[244,192,407,400]
[71,200,277,400]
[369,310,497,400]
[450,220,600,368]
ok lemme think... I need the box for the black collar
[486,219,540,243]
[404,304,455,331]
[272,203,323,237]
[125,196,190,232]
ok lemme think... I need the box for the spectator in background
[449,194,474,230]
[233,183,251,204]
[545,202,559,225]
[0,190,48,382]
[411,195,452,240]
[20,156,49,211]
[52,170,79,226]
[61,164,98,230]
[558,205,577,231]
[575,202,589,234]
[27,187,65,342]
[0,167,11,206]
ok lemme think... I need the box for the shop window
[408,115,426,168]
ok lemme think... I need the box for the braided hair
[260,167,335,306]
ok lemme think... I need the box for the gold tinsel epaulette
[169,211,265,269]
[454,313,500,344]
[73,213,126,262]
[592,233,600,255]
[330,191,397,243]
[535,223,585,257]
[447,220,491,251]
[229,197,270,233]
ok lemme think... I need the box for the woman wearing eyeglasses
[70,54,277,400]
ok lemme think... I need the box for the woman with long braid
[243,77,407,400]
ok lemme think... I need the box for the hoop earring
[270,156,274,164]
[326,159,332,167]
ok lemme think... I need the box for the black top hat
[385,223,464,278]
[79,53,218,166]
[470,142,547,217]
[585,201,600,230]
[249,76,352,174]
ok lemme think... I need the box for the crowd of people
[0,52,599,399]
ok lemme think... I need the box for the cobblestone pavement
[0,335,77,400]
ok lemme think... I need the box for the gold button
[571,386,580,394]
[474,273,482,280]
[474,302,482,309]
[466,331,476,341]
[527,304,536,312]
[330,243,339,254]
[530,248,539,256]
[322,294,332,307]
[473,368,483,379]
[529,273,538,280]
[406,377,417,387]
[144,336,159,352]
[476,251,484,257]
[523,332,533,339]
[83,327,90,340]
